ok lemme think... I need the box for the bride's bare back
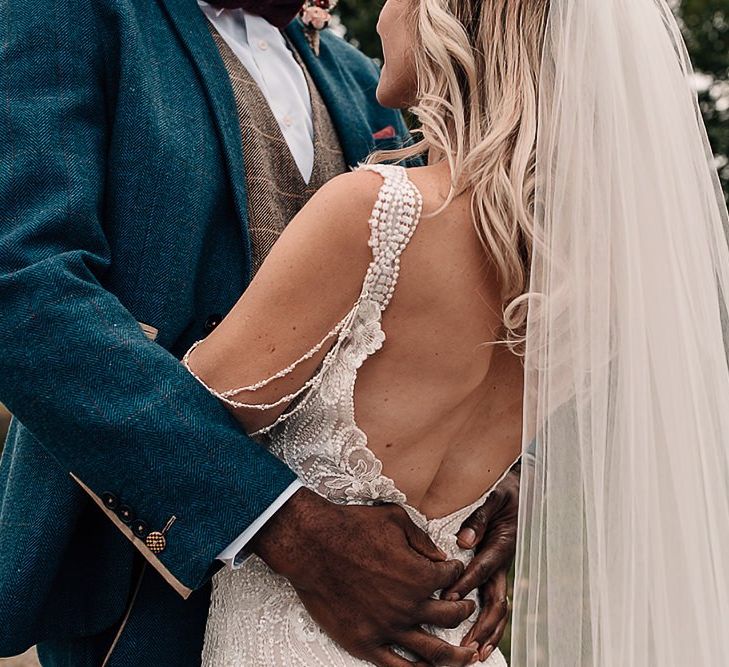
[353,163,522,518]
[188,161,522,521]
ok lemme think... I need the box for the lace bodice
[191,165,508,666]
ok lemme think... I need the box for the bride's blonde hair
[374,0,550,347]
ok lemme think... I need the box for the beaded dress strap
[359,164,424,311]
[181,304,360,412]
[182,164,423,414]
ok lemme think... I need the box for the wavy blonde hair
[373,0,550,347]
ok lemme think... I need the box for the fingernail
[444,591,461,601]
[481,644,494,660]
[467,641,479,651]
[469,651,479,664]
[437,548,448,560]
[458,528,477,548]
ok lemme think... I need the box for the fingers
[404,517,448,562]
[455,489,505,550]
[429,558,465,592]
[370,646,429,667]
[399,629,479,667]
[443,530,514,601]
[477,610,509,662]
[460,572,510,655]
[418,598,476,629]
[456,468,519,550]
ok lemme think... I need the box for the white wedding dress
[198,164,508,666]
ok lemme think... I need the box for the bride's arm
[186,169,383,433]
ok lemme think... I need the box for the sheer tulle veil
[511,0,729,664]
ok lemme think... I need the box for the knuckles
[421,603,470,630]
[495,596,509,615]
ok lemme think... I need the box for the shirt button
[282,115,293,128]
[257,39,268,51]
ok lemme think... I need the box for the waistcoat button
[204,314,222,333]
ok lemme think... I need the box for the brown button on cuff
[144,516,176,555]
[145,531,167,554]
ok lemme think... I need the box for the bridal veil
[512,0,729,664]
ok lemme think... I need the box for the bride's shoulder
[267,171,387,283]
[314,168,386,204]
[291,169,388,241]
[286,163,428,262]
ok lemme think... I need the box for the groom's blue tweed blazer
[0,0,408,663]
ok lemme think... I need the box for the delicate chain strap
[182,164,424,417]
[181,301,360,411]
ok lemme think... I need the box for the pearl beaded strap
[182,164,424,415]
[361,164,424,311]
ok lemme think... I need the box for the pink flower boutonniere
[300,0,338,56]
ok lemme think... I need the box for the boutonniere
[300,0,338,56]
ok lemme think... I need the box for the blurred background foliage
[336,0,729,200]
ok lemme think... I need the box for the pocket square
[373,125,397,140]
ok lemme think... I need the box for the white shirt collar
[197,1,226,19]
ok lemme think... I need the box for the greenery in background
[681,0,729,198]
[336,0,729,200]
[336,0,386,61]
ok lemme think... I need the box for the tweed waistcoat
[211,29,348,275]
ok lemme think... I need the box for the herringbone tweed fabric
[0,1,410,662]
[211,30,348,275]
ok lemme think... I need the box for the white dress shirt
[199,1,315,183]
[198,2,308,566]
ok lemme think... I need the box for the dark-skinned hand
[252,487,481,667]
[441,464,520,663]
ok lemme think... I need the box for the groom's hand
[252,488,481,667]
[443,465,520,663]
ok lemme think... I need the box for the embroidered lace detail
[201,489,509,667]
[196,164,509,666]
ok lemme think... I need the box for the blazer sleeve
[0,2,296,598]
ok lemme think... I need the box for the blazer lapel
[285,21,376,168]
[156,0,253,282]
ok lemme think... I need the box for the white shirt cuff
[217,479,305,569]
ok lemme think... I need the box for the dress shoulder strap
[182,164,423,415]
[357,164,424,312]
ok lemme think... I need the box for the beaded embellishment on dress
[190,165,508,666]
